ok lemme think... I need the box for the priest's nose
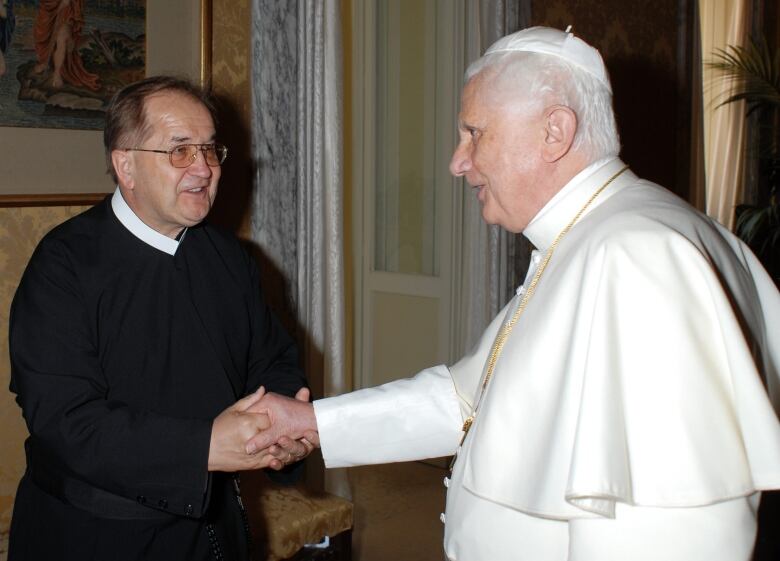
[188,149,213,178]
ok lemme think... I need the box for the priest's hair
[465,51,621,162]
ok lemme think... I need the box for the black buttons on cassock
[137,495,186,514]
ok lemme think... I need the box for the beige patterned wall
[213,0,251,117]
[209,0,254,238]
[0,206,91,547]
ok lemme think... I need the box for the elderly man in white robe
[248,26,780,561]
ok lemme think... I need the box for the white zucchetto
[485,26,612,92]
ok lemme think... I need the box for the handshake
[208,387,320,473]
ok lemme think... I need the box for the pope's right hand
[243,389,320,455]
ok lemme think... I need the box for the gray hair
[465,51,620,161]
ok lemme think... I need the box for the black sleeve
[10,238,212,518]
[243,249,307,399]
[240,248,308,485]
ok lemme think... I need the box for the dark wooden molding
[200,0,213,89]
[0,193,108,208]
[676,0,696,204]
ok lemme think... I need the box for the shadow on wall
[206,93,309,373]
[609,55,682,197]
[209,92,255,235]
[207,88,327,491]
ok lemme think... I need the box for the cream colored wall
[397,0,428,274]
[371,292,440,386]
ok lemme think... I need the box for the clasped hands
[208,386,319,472]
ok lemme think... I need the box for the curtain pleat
[296,0,348,498]
[251,0,347,497]
[700,0,748,230]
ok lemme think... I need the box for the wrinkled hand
[251,388,308,470]
[208,387,277,472]
[245,387,320,460]
[263,434,316,471]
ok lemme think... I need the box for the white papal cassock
[314,157,780,561]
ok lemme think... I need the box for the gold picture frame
[0,0,213,207]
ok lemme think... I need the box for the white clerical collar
[111,188,185,256]
[523,157,625,251]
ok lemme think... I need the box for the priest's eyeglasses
[125,143,228,168]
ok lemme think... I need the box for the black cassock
[8,197,306,560]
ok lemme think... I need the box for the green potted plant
[711,38,780,286]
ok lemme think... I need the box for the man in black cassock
[7,76,310,561]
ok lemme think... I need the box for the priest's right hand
[208,387,275,471]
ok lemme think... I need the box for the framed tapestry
[0,0,212,206]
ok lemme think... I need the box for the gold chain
[456,166,629,445]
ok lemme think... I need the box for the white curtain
[700,0,749,230]
[454,0,530,356]
[250,0,346,497]
[296,0,348,498]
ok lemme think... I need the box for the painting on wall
[0,0,208,203]
[0,0,146,131]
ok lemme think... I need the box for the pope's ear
[542,105,577,163]
[111,149,134,189]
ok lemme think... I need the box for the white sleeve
[313,365,463,468]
